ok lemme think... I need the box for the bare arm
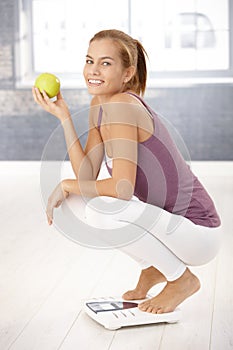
[32,88,104,180]
[62,97,138,200]
[34,91,139,224]
[60,102,104,180]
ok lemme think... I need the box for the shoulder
[104,92,148,127]
[109,92,141,105]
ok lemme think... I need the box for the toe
[146,305,154,313]
[122,290,147,301]
[122,291,132,300]
[138,301,149,310]
[138,303,147,311]
[156,307,163,314]
[151,308,158,314]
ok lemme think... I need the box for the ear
[123,66,136,83]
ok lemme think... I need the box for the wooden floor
[0,161,232,350]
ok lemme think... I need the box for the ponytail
[134,40,148,96]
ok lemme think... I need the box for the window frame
[15,0,233,88]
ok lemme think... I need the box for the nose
[89,63,100,75]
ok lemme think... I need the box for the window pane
[196,31,229,70]
[30,0,230,78]
[131,0,229,72]
[32,0,128,73]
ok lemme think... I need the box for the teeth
[88,79,102,84]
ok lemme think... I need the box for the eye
[86,59,93,64]
[102,61,111,66]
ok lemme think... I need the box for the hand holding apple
[34,72,60,98]
[32,73,70,122]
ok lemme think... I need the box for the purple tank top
[97,92,221,228]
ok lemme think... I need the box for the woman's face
[83,38,130,100]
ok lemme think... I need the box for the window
[16,0,233,87]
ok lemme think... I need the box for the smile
[88,79,104,86]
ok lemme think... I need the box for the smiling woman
[32,29,223,317]
[83,39,136,100]
[84,51,118,90]
[83,30,147,99]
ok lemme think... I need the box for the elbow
[76,155,96,181]
[115,179,134,201]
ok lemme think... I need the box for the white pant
[64,195,223,281]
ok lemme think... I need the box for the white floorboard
[0,161,232,350]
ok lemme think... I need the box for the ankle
[169,268,201,290]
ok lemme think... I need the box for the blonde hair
[90,29,148,96]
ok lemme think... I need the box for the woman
[32,29,222,314]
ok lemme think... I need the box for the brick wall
[0,0,14,88]
[0,0,233,160]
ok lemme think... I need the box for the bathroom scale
[83,296,181,330]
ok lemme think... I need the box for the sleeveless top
[97,92,221,228]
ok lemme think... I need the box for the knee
[85,196,127,229]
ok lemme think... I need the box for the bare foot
[122,266,166,300]
[138,268,200,314]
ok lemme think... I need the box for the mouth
[88,79,104,87]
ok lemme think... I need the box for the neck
[94,89,137,104]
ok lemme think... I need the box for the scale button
[128,310,136,316]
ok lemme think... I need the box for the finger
[32,87,38,103]
[32,86,42,103]
[57,91,63,100]
[41,89,51,103]
[46,205,54,225]
[54,200,62,208]
[32,87,45,107]
[34,87,46,105]
[46,211,53,225]
[47,213,52,225]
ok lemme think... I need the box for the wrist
[61,179,70,195]
[60,114,72,124]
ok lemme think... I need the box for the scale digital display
[86,301,138,313]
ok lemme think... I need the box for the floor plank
[8,249,114,350]
[59,252,140,350]
[0,167,84,349]
[159,260,218,350]
[210,177,233,350]
[211,231,233,350]
[0,161,232,350]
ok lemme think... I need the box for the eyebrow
[86,54,115,61]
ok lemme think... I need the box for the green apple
[34,72,60,98]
